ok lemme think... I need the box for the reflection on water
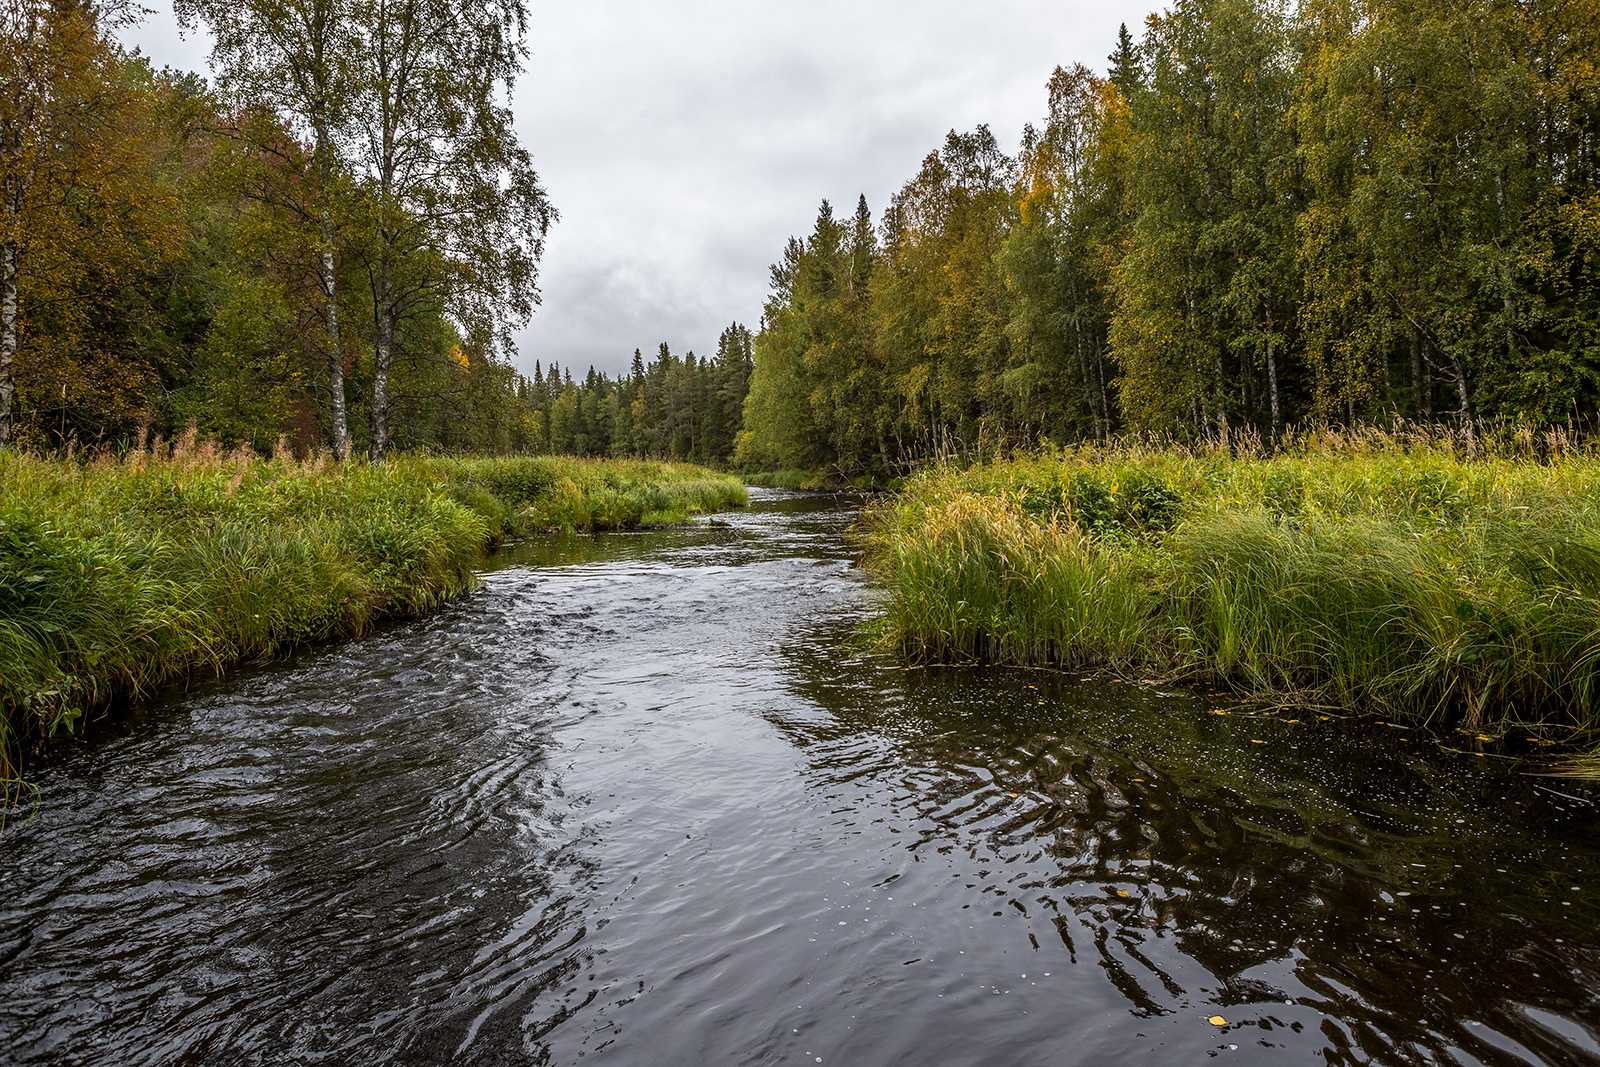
[775,639,1600,1065]
[0,489,1596,1066]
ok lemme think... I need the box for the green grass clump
[0,448,745,782]
[864,435,1600,751]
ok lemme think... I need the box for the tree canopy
[737,0,1600,475]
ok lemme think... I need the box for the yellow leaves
[448,343,469,369]
[1207,1015,1229,1027]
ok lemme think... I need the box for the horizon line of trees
[10,0,1598,472]
[526,324,754,464]
[736,0,1600,476]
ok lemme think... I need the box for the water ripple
[1,490,1597,1065]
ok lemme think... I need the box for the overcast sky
[121,1,1138,377]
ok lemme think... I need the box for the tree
[1296,0,1557,440]
[175,0,358,457]
[349,0,554,459]
[1108,22,1144,97]
[1001,65,1122,444]
[1,0,146,446]
[1111,0,1300,439]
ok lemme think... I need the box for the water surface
[2,490,1597,1065]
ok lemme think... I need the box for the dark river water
[3,489,1599,1066]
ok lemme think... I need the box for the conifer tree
[1108,22,1144,97]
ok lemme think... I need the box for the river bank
[741,468,895,492]
[1,488,1594,1064]
[0,448,745,780]
[864,439,1600,764]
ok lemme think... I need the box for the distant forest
[530,326,754,466]
[5,0,1597,470]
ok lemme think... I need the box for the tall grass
[865,434,1600,751]
[742,468,892,492]
[0,446,745,786]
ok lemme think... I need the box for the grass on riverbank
[864,434,1600,754]
[742,468,896,492]
[0,446,745,785]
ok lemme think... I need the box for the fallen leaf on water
[1116,889,1132,898]
[1207,1015,1228,1027]
[1209,709,1229,717]
[1008,791,1020,798]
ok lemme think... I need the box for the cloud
[120,0,1136,375]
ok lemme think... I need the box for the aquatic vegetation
[864,436,1600,752]
[0,448,745,778]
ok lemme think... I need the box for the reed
[0,446,746,783]
[864,434,1600,753]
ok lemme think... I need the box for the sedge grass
[0,447,745,786]
[864,436,1600,755]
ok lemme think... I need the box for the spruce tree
[1108,22,1144,97]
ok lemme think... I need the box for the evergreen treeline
[526,324,754,464]
[738,0,1600,475]
[2,0,552,457]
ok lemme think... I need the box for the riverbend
[1,490,1597,1065]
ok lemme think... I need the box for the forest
[737,0,1600,476]
[16,2,1594,477]
[3,0,762,466]
[528,325,754,465]
[2,0,562,458]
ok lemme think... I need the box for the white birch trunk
[320,213,349,461]
[1266,338,1281,444]
[369,265,393,461]
[0,239,17,447]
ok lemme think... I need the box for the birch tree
[349,0,554,460]
[175,0,358,458]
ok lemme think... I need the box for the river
[1,489,1597,1065]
